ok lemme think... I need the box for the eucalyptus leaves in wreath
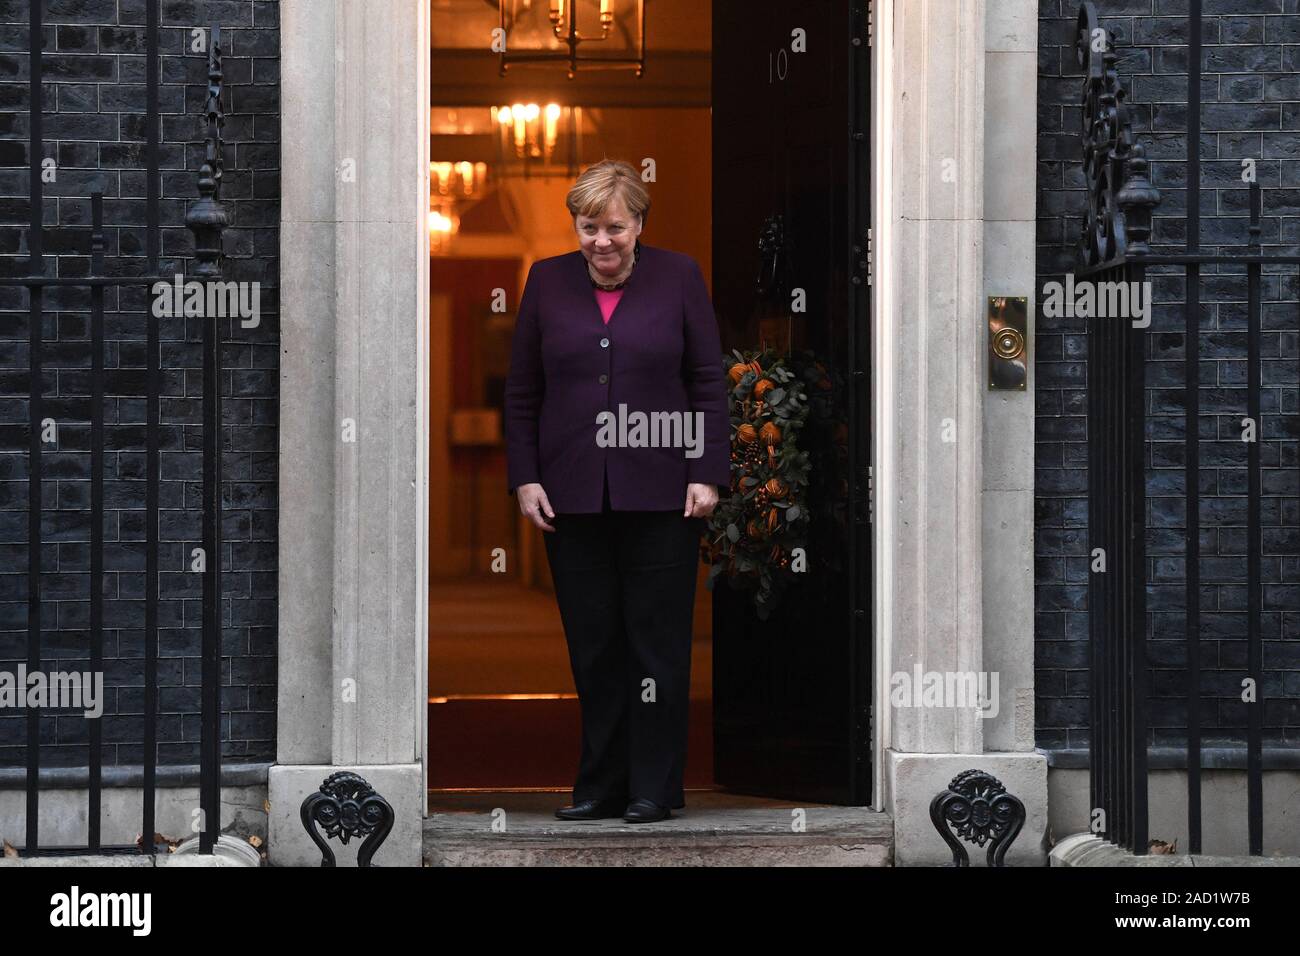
[701,348,817,619]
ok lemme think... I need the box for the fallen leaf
[1149,838,1178,855]
[248,835,263,848]
[139,832,183,850]
[263,799,271,813]
[3,840,17,858]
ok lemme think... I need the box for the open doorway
[425,0,871,806]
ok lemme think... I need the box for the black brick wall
[1038,0,1300,752]
[0,0,278,768]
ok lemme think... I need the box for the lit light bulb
[512,103,527,156]
[544,104,561,157]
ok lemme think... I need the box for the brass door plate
[988,296,1028,391]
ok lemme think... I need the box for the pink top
[593,287,624,324]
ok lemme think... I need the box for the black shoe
[554,797,627,820]
[623,797,671,823]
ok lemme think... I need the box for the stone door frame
[272,0,1046,867]
[271,0,430,867]
[873,0,1048,865]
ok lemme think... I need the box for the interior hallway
[428,573,715,791]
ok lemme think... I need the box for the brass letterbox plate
[988,296,1027,391]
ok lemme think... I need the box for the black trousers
[542,474,705,809]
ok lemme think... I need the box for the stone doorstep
[1050,833,1300,867]
[423,797,894,867]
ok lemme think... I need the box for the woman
[504,159,730,823]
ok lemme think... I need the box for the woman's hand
[684,482,719,519]
[517,482,557,532]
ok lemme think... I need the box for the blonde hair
[565,159,649,227]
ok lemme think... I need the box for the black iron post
[186,24,229,856]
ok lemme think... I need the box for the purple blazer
[504,243,731,513]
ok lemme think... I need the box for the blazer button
[598,373,608,384]
[600,337,610,348]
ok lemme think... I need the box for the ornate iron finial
[186,24,227,278]
[1117,143,1160,256]
[300,772,395,867]
[1074,2,1161,268]
[930,769,1026,867]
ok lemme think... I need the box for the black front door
[710,0,872,805]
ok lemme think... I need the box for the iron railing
[2,3,227,856]
[1078,0,1289,856]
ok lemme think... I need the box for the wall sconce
[428,206,459,253]
[492,103,582,177]
[428,161,484,253]
[431,161,489,198]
